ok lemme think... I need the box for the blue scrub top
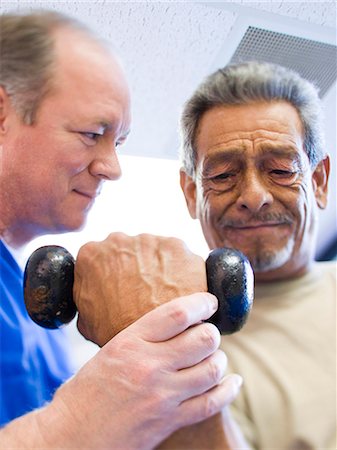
[0,240,74,426]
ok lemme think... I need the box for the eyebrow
[258,143,303,164]
[94,121,131,139]
[202,143,303,174]
[202,146,246,167]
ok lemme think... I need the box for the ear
[180,169,197,219]
[312,156,330,209]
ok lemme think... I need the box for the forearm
[0,399,74,449]
[157,407,251,450]
[0,405,250,450]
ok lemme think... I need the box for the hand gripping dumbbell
[23,245,254,335]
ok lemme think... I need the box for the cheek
[17,127,88,174]
[195,181,213,219]
[285,180,315,241]
[196,183,227,227]
[298,183,317,231]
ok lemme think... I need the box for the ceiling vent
[229,26,337,97]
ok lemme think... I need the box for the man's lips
[228,222,285,229]
[222,222,292,240]
[73,189,99,200]
[220,213,294,229]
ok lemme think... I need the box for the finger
[176,374,243,427]
[130,292,218,342]
[164,322,221,370]
[173,350,228,402]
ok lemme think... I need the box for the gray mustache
[220,213,294,227]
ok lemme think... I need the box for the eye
[269,169,299,185]
[270,169,296,177]
[115,136,128,150]
[81,132,101,141]
[211,172,237,183]
[204,171,237,192]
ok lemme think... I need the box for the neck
[0,219,40,249]
[254,259,314,283]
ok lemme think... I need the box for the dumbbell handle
[23,245,253,334]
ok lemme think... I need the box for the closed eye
[271,169,296,176]
[205,172,237,192]
[81,132,102,141]
[212,172,235,181]
[269,169,299,186]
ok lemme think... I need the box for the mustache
[220,212,294,227]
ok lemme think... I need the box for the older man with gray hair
[179,61,336,449]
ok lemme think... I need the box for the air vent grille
[230,26,337,97]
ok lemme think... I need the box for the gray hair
[180,61,325,177]
[0,11,96,124]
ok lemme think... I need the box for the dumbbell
[23,245,254,335]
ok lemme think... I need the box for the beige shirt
[221,261,336,450]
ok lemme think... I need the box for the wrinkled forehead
[191,102,310,178]
[195,102,305,151]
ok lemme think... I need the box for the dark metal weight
[205,248,254,334]
[24,245,254,333]
[24,246,76,329]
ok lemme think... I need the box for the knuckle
[134,360,160,387]
[203,394,219,418]
[138,233,151,246]
[159,236,186,254]
[106,231,129,245]
[148,390,171,415]
[163,236,183,247]
[78,240,94,255]
[77,241,97,263]
[199,324,220,351]
[168,304,190,328]
[207,359,223,384]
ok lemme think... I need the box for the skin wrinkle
[181,101,329,281]
[296,179,315,267]
[194,123,304,161]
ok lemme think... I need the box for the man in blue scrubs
[0,240,73,425]
[0,10,244,448]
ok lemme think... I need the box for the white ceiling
[2,0,337,257]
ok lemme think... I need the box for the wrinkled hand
[66,233,246,449]
[47,293,241,449]
[74,232,207,346]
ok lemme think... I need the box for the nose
[88,145,122,181]
[236,170,273,213]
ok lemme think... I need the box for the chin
[217,235,295,274]
[249,243,294,273]
[55,214,88,233]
